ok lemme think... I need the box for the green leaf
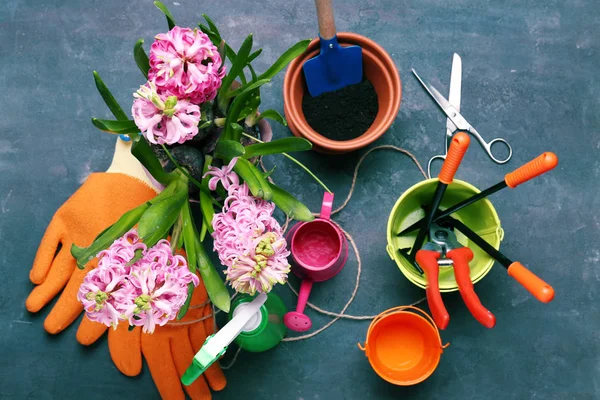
[93,222,115,242]
[215,139,246,160]
[202,14,221,41]
[199,25,237,62]
[217,40,227,69]
[243,137,312,158]
[176,282,195,319]
[199,191,214,234]
[131,136,172,185]
[231,122,244,142]
[71,202,150,268]
[200,217,208,242]
[257,39,310,81]
[128,324,136,332]
[199,155,214,239]
[93,71,128,121]
[133,39,150,79]
[181,201,198,272]
[199,120,212,129]
[222,90,254,140]
[270,183,314,221]
[247,63,258,82]
[255,109,287,126]
[138,179,187,247]
[263,165,276,178]
[218,34,253,112]
[247,48,263,63]
[126,248,145,266]
[154,1,176,30]
[233,158,272,200]
[195,233,231,312]
[226,78,270,98]
[238,95,261,122]
[170,213,184,252]
[91,118,139,135]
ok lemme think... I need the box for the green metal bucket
[386,179,504,292]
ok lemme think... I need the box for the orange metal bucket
[358,306,448,385]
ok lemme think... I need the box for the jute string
[179,145,429,367]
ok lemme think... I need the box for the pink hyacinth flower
[149,26,225,104]
[97,229,147,271]
[225,232,291,295]
[78,229,200,333]
[77,266,134,329]
[203,158,240,191]
[209,164,292,295]
[132,80,201,145]
[127,259,199,334]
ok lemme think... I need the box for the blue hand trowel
[303,0,363,97]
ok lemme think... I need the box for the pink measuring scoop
[284,192,349,332]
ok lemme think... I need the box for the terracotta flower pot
[283,32,401,153]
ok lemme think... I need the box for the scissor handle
[481,137,513,164]
[427,154,446,179]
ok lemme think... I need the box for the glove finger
[76,315,109,346]
[44,259,98,334]
[171,334,212,400]
[25,246,75,313]
[108,323,142,377]
[189,305,227,392]
[30,218,64,284]
[141,332,186,400]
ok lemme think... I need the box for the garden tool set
[395,56,559,330]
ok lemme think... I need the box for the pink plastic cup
[284,192,349,332]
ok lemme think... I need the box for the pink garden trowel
[284,192,348,332]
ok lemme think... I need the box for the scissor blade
[446,54,462,139]
[448,54,462,113]
[412,68,454,116]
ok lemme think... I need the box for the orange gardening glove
[96,274,227,400]
[25,141,158,335]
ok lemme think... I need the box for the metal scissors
[413,54,513,178]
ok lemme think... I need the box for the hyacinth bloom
[77,266,132,329]
[206,160,291,295]
[132,80,201,145]
[227,232,291,294]
[204,157,240,191]
[78,230,199,333]
[149,26,225,104]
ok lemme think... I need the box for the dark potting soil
[302,80,379,141]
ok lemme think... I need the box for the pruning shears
[416,223,496,330]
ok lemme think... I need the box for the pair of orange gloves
[25,139,226,399]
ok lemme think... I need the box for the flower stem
[240,132,332,193]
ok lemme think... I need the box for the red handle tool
[416,249,450,330]
[447,247,496,329]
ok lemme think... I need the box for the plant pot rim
[283,32,401,153]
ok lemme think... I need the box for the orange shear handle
[448,247,496,329]
[416,249,450,330]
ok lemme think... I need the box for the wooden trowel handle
[315,0,336,40]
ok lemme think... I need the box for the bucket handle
[358,305,450,355]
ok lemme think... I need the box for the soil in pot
[301,79,378,141]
